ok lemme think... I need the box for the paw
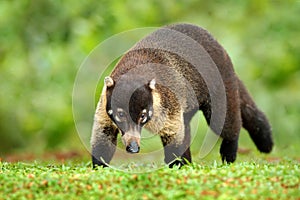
[221,152,236,163]
[220,139,238,164]
[168,157,191,168]
[168,160,184,168]
[92,156,109,169]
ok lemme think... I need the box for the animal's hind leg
[219,99,241,163]
[202,82,241,163]
[203,106,240,163]
[220,138,238,163]
[238,80,273,153]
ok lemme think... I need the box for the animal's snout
[121,129,141,153]
[126,141,140,153]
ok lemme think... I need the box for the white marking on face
[117,108,124,112]
[104,76,114,87]
[149,79,156,90]
[108,109,113,115]
[115,115,121,122]
[149,110,153,117]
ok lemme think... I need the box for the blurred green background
[0,0,299,159]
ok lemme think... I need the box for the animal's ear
[149,79,156,90]
[104,76,114,88]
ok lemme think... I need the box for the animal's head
[104,75,156,153]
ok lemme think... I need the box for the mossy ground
[1,158,299,200]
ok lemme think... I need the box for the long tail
[239,80,273,153]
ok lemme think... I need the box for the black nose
[126,141,140,153]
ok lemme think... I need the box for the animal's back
[165,23,235,79]
[111,23,236,110]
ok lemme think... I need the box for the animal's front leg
[91,123,118,168]
[91,96,118,168]
[160,117,191,168]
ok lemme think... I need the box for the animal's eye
[118,111,125,118]
[115,110,126,122]
[140,113,147,124]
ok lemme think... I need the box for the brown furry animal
[91,23,273,168]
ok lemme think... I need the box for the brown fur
[91,87,118,167]
[91,23,273,167]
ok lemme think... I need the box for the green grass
[1,159,299,200]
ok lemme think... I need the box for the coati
[91,23,273,168]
